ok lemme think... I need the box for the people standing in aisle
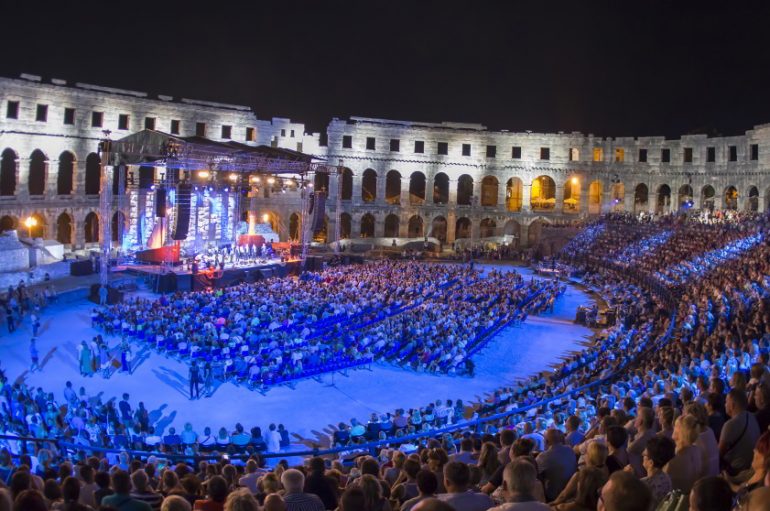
[120,340,132,373]
[29,337,39,372]
[189,361,201,400]
[99,284,109,306]
[78,340,92,376]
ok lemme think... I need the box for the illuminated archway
[588,180,602,214]
[611,182,625,211]
[563,176,581,213]
[506,178,522,212]
[656,184,671,214]
[724,186,738,210]
[56,213,73,245]
[531,175,556,211]
[701,185,716,211]
[84,212,99,243]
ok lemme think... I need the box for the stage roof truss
[110,129,337,176]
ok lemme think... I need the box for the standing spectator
[266,424,281,453]
[719,389,760,475]
[280,469,324,511]
[664,415,703,494]
[29,338,39,372]
[189,362,201,400]
[536,429,577,502]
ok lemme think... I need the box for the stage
[117,258,303,293]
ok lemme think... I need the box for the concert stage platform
[118,259,303,293]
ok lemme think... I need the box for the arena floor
[0,264,594,452]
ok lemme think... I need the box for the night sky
[2,1,769,138]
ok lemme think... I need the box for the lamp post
[24,216,37,239]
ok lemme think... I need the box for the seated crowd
[1,211,770,511]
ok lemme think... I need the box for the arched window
[407,215,423,238]
[409,172,426,205]
[0,149,16,196]
[563,176,581,213]
[361,169,377,202]
[28,213,46,238]
[384,214,399,237]
[314,170,329,193]
[747,186,759,212]
[360,213,375,238]
[701,185,715,211]
[506,178,522,212]
[656,184,671,214]
[611,183,625,211]
[724,186,738,210]
[0,215,18,233]
[339,212,351,239]
[385,171,401,204]
[430,216,447,243]
[340,168,353,201]
[433,173,449,204]
[28,150,47,196]
[678,184,694,208]
[481,176,498,206]
[457,175,473,205]
[634,183,649,213]
[84,212,99,243]
[480,218,496,238]
[455,217,471,239]
[57,151,75,195]
[56,213,73,244]
[531,176,556,210]
[588,180,602,214]
[85,153,101,195]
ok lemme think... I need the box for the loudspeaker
[312,191,326,234]
[155,187,167,217]
[70,260,93,276]
[172,183,192,240]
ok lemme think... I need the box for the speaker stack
[154,187,167,218]
[172,182,192,241]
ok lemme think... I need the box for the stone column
[519,223,530,248]
[400,177,410,206]
[448,178,458,205]
[376,175,386,205]
[446,211,456,244]
[521,184,532,212]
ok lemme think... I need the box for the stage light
[224,187,229,192]
[229,173,238,181]
[267,177,276,184]
[24,216,37,238]
[262,213,269,222]
[308,183,314,188]
[250,175,260,183]
[150,184,156,190]
[571,177,579,185]
[198,170,210,179]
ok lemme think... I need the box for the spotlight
[198,170,210,179]
[229,173,238,181]
[224,187,229,192]
[250,175,260,183]
[262,213,269,222]
[150,184,156,190]
[267,177,276,184]
[571,177,579,185]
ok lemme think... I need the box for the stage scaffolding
[98,129,342,284]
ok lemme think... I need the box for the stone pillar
[351,215,361,239]
[446,211,456,244]
[555,184,565,214]
[579,182,589,214]
[352,173,362,205]
[425,173,434,205]
[448,178,458,205]
[17,156,29,201]
[519,223,530,248]
[521,184,531,212]
[401,177,410,206]
[624,190,634,213]
[497,180,506,209]
[375,213,385,238]
[376,175,386,205]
